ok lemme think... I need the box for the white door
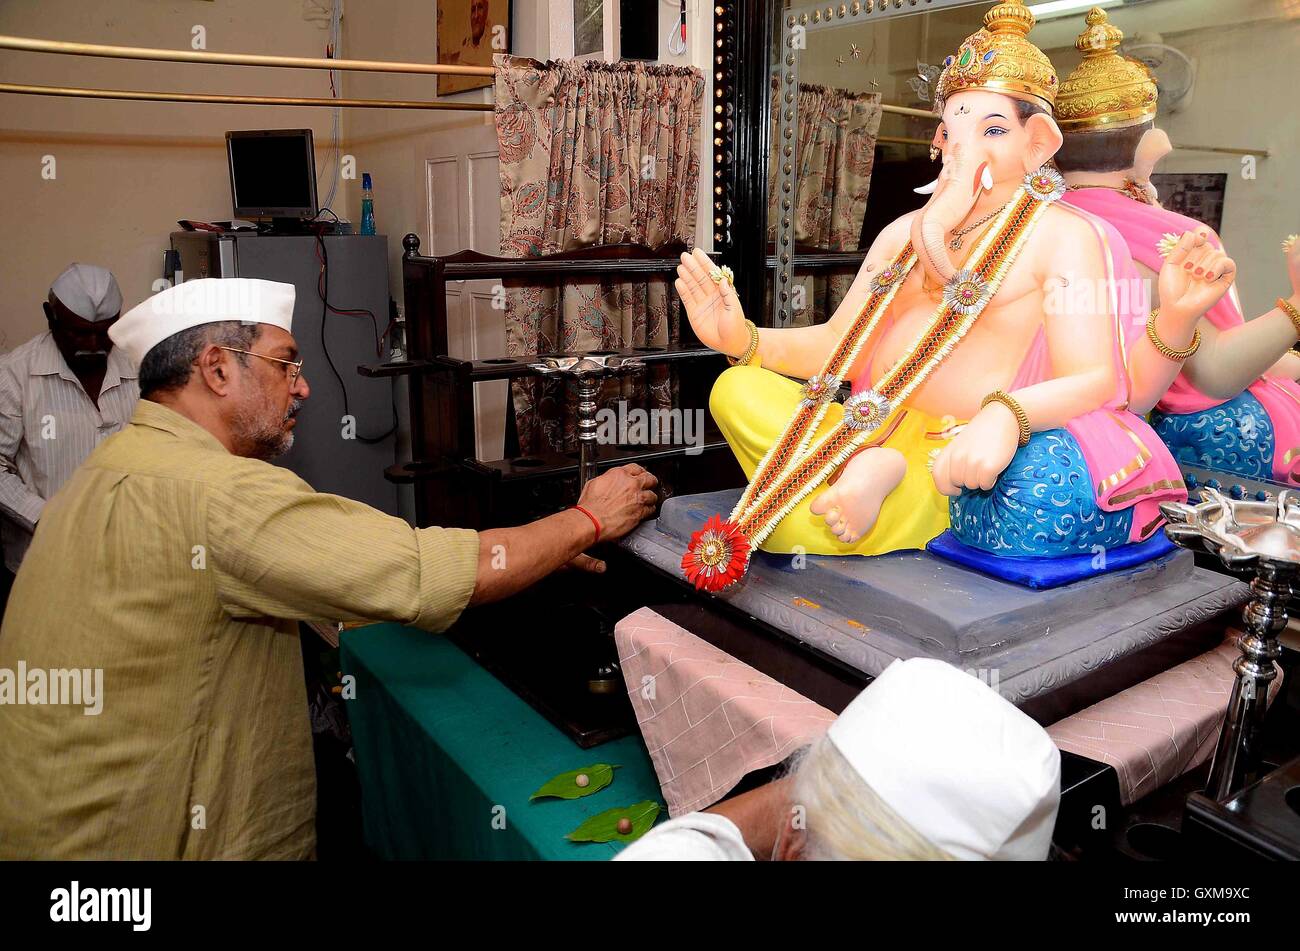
[423,122,508,462]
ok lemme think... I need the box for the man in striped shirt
[0,264,138,593]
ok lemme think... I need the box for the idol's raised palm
[675,248,750,357]
[1157,230,1236,337]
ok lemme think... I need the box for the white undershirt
[613,812,755,862]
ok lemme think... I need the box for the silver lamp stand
[1161,489,1295,800]
[528,353,645,494]
[528,352,645,695]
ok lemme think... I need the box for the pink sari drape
[1066,188,1300,483]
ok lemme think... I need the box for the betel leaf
[529,763,619,801]
[566,800,661,844]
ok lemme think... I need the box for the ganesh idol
[1055,7,1300,484]
[672,0,1231,593]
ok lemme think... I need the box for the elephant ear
[1022,111,1064,175]
[1132,127,1172,181]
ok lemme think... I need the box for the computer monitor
[226,129,318,222]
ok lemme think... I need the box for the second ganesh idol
[1056,7,1300,485]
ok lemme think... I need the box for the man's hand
[577,463,659,542]
[1158,230,1236,336]
[468,464,660,608]
[675,248,749,357]
[932,402,1020,496]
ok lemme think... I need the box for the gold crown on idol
[933,0,1059,113]
[1055,7,1159,132]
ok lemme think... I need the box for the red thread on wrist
[572,504,601,543]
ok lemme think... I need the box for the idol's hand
[931,404,1019,496]
[1158,230,1236,335]
[675,248,749,358]
[576,463,660,542]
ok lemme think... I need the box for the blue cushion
[927,529,1176,590]
[1151,390,1274,481]
[949,428,1134,557]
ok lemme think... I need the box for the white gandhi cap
[50,263,123,322]
[110,278,295,371]
[827,657,1061,860]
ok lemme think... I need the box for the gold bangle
[1146,307,1201,361]
[727,319,760,367]
[1277,297,1300,337]
[981,389,1032,447]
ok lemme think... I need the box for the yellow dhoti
[709,365,956,557]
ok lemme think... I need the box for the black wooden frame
[371,235,742,529]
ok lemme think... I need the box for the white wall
[0,0,339,348]
[0,0,716,352]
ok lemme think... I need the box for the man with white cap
[616,657,1061,861]
[0,277,656,859]
[0,264,137,590]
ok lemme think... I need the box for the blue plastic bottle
[360,173,376,235]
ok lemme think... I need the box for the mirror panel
[768,0,1299,334]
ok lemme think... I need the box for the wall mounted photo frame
[437,0,513,96]
[1151,172,1227,233]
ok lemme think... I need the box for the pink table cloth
[1046,631,1280,805]
[614,607,835,817]
[617,610,1280,814]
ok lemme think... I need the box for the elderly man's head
[111,279,308,460]
[138,321,307,459]
[773,736,954,860]
[776,658,1061,861]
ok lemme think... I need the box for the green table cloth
[340,623,662,860]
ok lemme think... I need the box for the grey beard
[235,398,301,461]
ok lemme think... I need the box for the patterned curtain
[768,80,882,327]
[494,55,705,456]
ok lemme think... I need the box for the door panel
[423,124,508,461]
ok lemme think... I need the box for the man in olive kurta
[0,278,657,859]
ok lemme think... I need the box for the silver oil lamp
[1160,489,1297,800]
[528,353,644,493]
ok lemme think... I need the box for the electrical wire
[316,0,343,215]
[312,231,398,444]
[666,0,688,56]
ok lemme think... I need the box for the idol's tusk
[913,178,939,195]
[980,166,994,191]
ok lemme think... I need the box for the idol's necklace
[948,200,1011,250]
[1066,179,1153,206]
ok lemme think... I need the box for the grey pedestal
[620,489,1251,704]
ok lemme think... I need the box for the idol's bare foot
[809,447,906,545]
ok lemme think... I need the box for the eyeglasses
[218,346,305,384]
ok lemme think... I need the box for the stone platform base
[619,489,1250,706]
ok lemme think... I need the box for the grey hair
[786,736,954,861]
[138,321,261,398]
